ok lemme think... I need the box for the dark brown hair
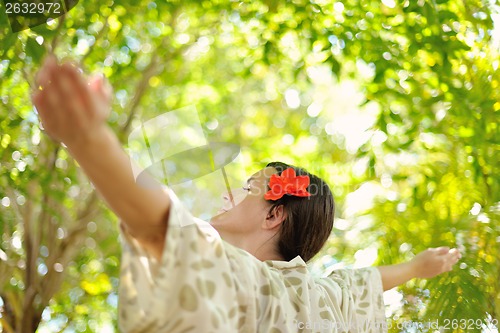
[266,162,335,262]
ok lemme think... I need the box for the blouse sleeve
[327,267,387,332]
[118,188,248,332]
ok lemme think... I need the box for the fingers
[32,90,49,123]
[34,54,58,91]
[31,55,112,144]
[89,74,113,102]
[449,248,461,258]
[442,248,461,261]
[33,57,90,136]
[42,64,81,128]
[89,74,107,102]
[443,248,461,272]
[435,246,450,254]
[449,248,462,265]
[32,86,62,139]
[88,73,113,122]
[60,62,92,113]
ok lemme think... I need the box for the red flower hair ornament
[264,168,311,201]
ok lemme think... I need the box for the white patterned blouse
[118,189,387,333]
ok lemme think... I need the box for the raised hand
[31,55,112,146]
[410,246,462,279]
[378,246,462,290]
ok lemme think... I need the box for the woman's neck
[219,230,284,261]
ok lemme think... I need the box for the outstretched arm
[377,246,461,291]
[31,56,169,259]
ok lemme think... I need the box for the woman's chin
[209,211,225,225]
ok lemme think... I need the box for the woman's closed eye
[242,186,251,192]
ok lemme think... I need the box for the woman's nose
[222,188,246,207]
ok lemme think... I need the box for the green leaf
[438,10,459,21]
[25,37,46,64]
[330,56,341,76]
[8,116,23,128]
[0,34,18,58]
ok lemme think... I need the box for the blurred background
[0,0,499,332]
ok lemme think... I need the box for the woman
[32,56,461,332]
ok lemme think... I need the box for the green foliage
[0,0,498,331]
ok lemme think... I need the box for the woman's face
[209,166,278,236]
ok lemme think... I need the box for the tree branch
[40,192,100,306]
[119,55,162,136]
[49,15,66,54]
[20,178,38,333]
[0,294,16,333]
[79,18,110,66]
[119,9,183,138]
[0,317,14,333]
[4,291,21,331]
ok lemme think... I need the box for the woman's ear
[265,205,287,230]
